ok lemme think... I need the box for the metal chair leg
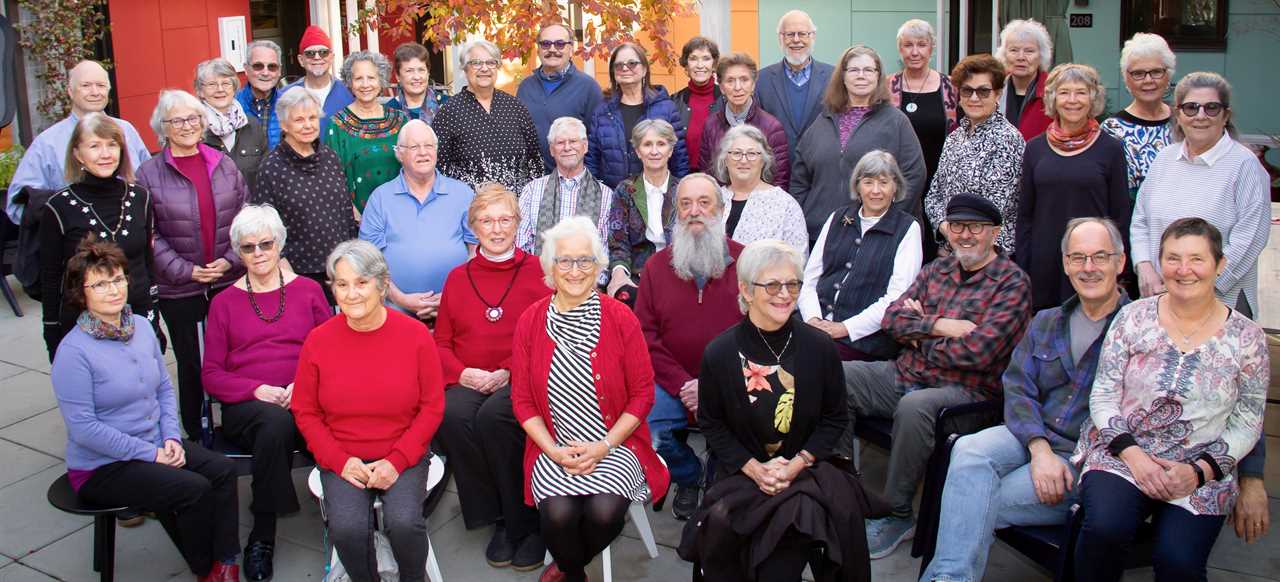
[96,513,116,582]
[0,275,21,317]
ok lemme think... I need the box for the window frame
[1120,0,1229,52]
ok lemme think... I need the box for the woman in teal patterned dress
[326,50,409,215]
[1101,33,1176,201]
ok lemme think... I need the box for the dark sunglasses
[751,280,802,296]
[613,60,643,72]
[1178,101,1226,117]
[538,40,571,50]
[238,240,276,254]
[960,86,994,100]
[302,49,331,59]
[250,62,281,72]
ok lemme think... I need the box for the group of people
[2,7,1272,582]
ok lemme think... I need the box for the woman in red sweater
[433,184,552,572]
[511,216,670,582]
[291,239,444,582]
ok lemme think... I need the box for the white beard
[784,51,811,67]
[671,216,729,282]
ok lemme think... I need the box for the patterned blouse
[924,114,1026,253]
[1072,297,1269,516]
[1100,110,1174,200]
[325,106,409,212]
[253,141,358,275]
[719,185,809,258]
[431,87,544,192]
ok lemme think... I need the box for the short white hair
[548,116,587,142]
[325,239,390,292]
[396,119,437,147]
[458,39,501,69]
[997,19,1053,71]
[194,58,240,94]
[1120,32,1176,75]
[149,89,206,147]
[736,239,804,314]
[230,204,287,251]
[775,10,816,34]
[897,19,936,46]
[538,216,608,287]
[274,86,321,123]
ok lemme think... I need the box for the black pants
[159,287,223,438]
[539,494,630,581]
[79,442,239,576]
[222,399,306,543]
[432,385,538,541]
[1073,471,1226,582]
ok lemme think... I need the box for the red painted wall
[108,0,252,151]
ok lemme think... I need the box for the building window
[1122,0,1228,51]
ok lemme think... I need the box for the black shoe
[243,540,274,581]
[672,484,701,521]
[511,533,546,572]
[486,525,516,568]
[116,508,144,528]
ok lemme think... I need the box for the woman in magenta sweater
[201,205,331,581]
[291,239,445,582]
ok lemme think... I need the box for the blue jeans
[921,426,1077,582]
[648,386,702,487]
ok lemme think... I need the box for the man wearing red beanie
[284,25,354,138]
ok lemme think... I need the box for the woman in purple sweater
[52,238,240,582]
[201,204,331,581]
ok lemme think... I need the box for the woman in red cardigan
[996,19,1055,141]
[291,239,445,582]
[511,216,670,582]
[433,184,552,572]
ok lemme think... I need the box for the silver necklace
[903,70,929,113]
[64,188,134,241]
[1166,297,1217,347]
[755,324,792,365]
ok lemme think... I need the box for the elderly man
[847,194,1032,559]
[516,116,612,255]
[236,40,285,149]
[359,119,477,322]
[283,25,353,138]
[920,217,1129,582]
[5,60,151,222]
[516,22,604,172]
[754,10,835,161]
[635,173,744,520]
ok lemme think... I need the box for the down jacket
[698,98,791,188]
[585,86,689,189]
[137,143,248,299]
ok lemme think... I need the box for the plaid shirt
[784,58,813,87]
[1002,293,1131,455]
[882,254,1031,400]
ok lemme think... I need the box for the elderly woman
[716,124,808,254]
[254,87,357,303]
[386,42,440,124]
[1015,64,1129,310]
[201,204,331,581]
[606,119,678,298]
[672,36,721,173]
[40,113,158,361]
[680,239,885,581]
[699,52,790,188]
[890,19,959,187]
[138,89,249,440]
[586,42,690,189]
[326,50,409,214]
[433,184,553,572]
[925,54,1025,256]
[792,45,926,245]
[1071,218,1268,582]
[195,58,268,192]
[997,19,1054,141]
[292,239,445,582]
[1101,33,1177,200]
[799,150,922,361]
[52,239,240,582]
[432,40,543,191]
[510,216,670,582]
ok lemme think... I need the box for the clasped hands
[154,439,186,467]
[254,383,294,408]
[459,368,510,394]
[1120,447,1202,501]
[549,440,612,476]
[340,457,401,490]
[742,456,808,496]
[190,258,232,284]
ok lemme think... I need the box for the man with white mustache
[516,116,613,256]
[753,10,835,162]
[634,173,744,520]
[517,22,604,172]
[844,193,1032,559]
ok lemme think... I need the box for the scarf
[545,292,601,355]
[535,168,604,252]
[204,100,249,139]
[77,305,135,342]
[725,98,752,126]
[1046,118,1101,153]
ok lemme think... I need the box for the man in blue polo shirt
[516,22,604,171]
[359,119,478,321]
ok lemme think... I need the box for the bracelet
[1188,461,1206,488]
[798,450,816,467]
[601,440,617,454]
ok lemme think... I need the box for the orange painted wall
[730,0,760,57]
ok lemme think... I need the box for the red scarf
[1046,118,1100,152]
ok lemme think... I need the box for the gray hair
[194,58,240,94]
[458,39,502,69]
[630,118,677,150]
[1043,63,1106,119]
[340,50,392,92]
[775,10,816,35]
[244,39,283,70]
[325,239,390,293]
[997,19,1053,71]
[736,239,804,314]
[1060,216,1125,256]
[896,19,936,46]
[1172,71,1237,141]
[230,204,287,251]
[548,116,588,142]
[149,89,206,147]
[396,119,437,147]
[1120,33,1175,77]
[676,172,726,211]
[849,150,907,204]
[274,86,322,124]
[538,216,608,287]
[714,124,774,185]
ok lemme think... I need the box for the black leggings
[539,494,630,581]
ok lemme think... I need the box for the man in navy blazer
[753,10,834,161]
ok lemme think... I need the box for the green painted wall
[758,0,941,73]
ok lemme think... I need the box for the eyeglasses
[538,40,572,50]
[202,80,236,90]
[751,280,802,296]
[844,67,879,77]
[302,49,331,59]
[726,150,763,162]
[553,256,599,272]
[475,216,516,230]
[394,143,438,154]
[959,86,994,100]
[84,275,128,295]
[238,240,276,255]
[1127,68,1167,81]
[1178,101,1225,117]
[1065,251,1119,266]
[613,60,644,72]
[163,115,203,128]
[781,31,814,40]
[250,62,281,72]
[467,59,500,70]
[947,222,993,235]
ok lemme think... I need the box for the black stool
[46,473,128,582]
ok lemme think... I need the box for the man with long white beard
[635,173,745,520]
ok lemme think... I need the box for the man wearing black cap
[844,193,1032,559]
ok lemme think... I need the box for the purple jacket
[698,99,791,189]
[138,143,248,299]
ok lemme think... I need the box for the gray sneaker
[865,515,914,559]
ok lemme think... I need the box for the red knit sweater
[685,80,717,171]
[434,250,552,385]
[292,309,445,473]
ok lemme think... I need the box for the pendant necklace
[467,253,527,323]
[755,323,793,365]
[903,70,928,114]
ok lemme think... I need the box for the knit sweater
[681,80,718,171]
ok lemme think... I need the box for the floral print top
[741,353,795,457]
[923,114,1025,253]
[1100,110,1174,200]
[1072,297,1269,515]
[325,106,409,212]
